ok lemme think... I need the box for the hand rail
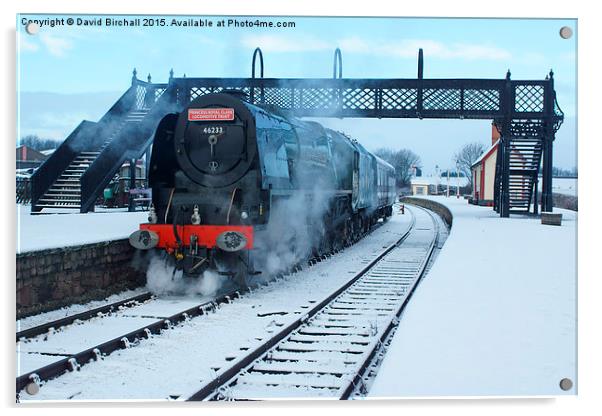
[29,84,141,211]
[79,84,177,213]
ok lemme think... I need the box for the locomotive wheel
[333,226,344,252]
[343,222,352,247]
[319,230,332,258]
[351,218,359,242]
[357,217,364,238]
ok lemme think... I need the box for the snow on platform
[16,204,147,254]
[538,177,578,197]
[369,196,576,397]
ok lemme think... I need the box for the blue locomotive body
[132,93,396,285]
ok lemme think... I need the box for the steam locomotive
[129,92,396,286]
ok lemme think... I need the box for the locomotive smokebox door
[129,230,159,250]
[173,93,258,188]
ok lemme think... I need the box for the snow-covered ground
[537,177,578,197]
[17,287,148,332]
[19,211,413,401]
[369,196,577,397]
[16,204,148,253]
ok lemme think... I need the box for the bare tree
[454,142,487,189]
[552,166,578,177]
[374,148,421,188]
[18,134,61,151]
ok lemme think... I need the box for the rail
[16,292,153,341]
[180,208,444,400]
[16,210,386,397]
[16,290,241,395]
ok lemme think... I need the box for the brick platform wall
[16,239,146,319]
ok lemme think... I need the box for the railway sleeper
[233,372,344,390]
[250,361,353,375]
[277,343,365,354]
[270,348,362,361]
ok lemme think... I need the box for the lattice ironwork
[381,88,417,110]
[169,77,561,122]
[464,89,500,111]
[299,88,336,110]
[343,88,376,110]
[189,86,252,102]
[134,85,146,110]
[510,119,546,138]
[154,88,166,101]
[159,69,563,218]
[423,88,461,110]
[190,87,214,101]
[514,84,544,113]
[263,87,293,108]
[233,86,251,97]
[553,96,564,131]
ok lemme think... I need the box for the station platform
[16,204,147,254]
[369,196,577,397]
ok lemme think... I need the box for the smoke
[145,254,183,294]
[253,176,331,278]
[145,253,228,297]
[141,176,333,291]
[193,269,226,296]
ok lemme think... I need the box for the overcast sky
[17,15,577,172]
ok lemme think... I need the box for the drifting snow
[369,196,576,397]
[16,204,147,253]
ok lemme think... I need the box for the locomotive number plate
[203,126,224,134]
[188,108,235,121]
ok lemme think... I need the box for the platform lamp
[446,169,450,198]
[456,162,461,198]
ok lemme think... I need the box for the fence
[16,177,31,204]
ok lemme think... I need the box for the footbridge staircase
[31,73,174,213]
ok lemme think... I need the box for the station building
[411,175,468,196]
[16,145,48,170]
[411,178,433,196]
[471,123,528,206]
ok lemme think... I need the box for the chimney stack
[491,122,501,145]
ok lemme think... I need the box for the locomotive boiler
[129,92,396,287]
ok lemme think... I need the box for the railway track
[180,205,440,400]
[16,211,393,398]
[16,290,242,396]
[17,292,154,342]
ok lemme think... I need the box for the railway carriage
[130,92,395,286]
